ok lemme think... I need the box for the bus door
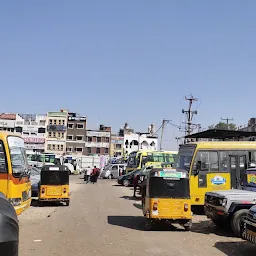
[229,154,247,189]
[0,141,8,196]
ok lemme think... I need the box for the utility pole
[221,117,233,130]
[159,119,172,150]
[182,95,198,138]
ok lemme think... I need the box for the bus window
[9,147,28,176]
[219,151,228,172]
[174,147,195,171]
[194,151,219,172]
[0,142,7,173]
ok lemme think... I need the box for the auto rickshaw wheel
[66,200,70,206]
[184,225,192,231]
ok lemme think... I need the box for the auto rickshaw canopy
[40,165,69,186]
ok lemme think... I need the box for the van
[101,164,126,179]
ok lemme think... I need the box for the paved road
[19,176,256,256]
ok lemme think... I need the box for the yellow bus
[173,141,256,206]
[0,132,31,215]
[126,150,178,173]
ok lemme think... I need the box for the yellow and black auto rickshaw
[142,167,192,231]
[39,165,70,206]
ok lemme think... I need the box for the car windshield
[241,171,256,188]
[173,146,195,171]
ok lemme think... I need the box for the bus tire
[231,209,248,237]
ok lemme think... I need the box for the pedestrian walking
[84,166,91,183]
[91,166,98,184]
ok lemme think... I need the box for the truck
[204,168,256,237]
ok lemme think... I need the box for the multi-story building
[45,110,68,154]
[15,114,46,152]
[66,112,87,155]
[121,123,158,155]
[85,125,111,155]
[110,135,124,157]
[0,113,16,132]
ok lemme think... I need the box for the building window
[62,120,65,125]
[58,132,61,138]
[87,137,92,142]
[67,147,73,152]
[38,127,45,133]
[49,119,53,125]
[105,148,109,154]
[47,144,51,150]
[76,147,83,153]
[54,119,57,125]
[68,123,74,129]
[48,132,52,137]
[97,137,101,142]
[61,133,64,138]
[105,137,110,143]
[52,145,56,150]
[115,144,122,149]
[58,120,61,125]
[60,145,64,151]
[23,132,29,135]
[87,147,92,154]
[77,124,84,129]
[76,136,83,141]
[67,135,73,140]
[96,148,100,154]
[15,127,22,133]
[53,132,56,137]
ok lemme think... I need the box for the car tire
[123,180,129,187]
[231,209,248,237]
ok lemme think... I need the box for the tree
[208,122,237,130]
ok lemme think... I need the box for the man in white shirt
[84,166,91,183]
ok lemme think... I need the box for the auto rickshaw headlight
[184,203,189,212]
[9,198,22,206]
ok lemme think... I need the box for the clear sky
[1,1,256,150]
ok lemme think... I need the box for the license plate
[46,187,62,196]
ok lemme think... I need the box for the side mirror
[192,161,201,176]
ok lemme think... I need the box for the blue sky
[1,1,256,149]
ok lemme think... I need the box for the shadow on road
[108,216,145,231]
[133,203,142,210]
[214,241,256,256]
[31,200,64,208]
[112,184,122,187]
[191,220,236,238]
[108,216,187,232]
[120,196,142,201]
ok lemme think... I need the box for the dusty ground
[19,176,256,256]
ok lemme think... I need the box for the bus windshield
[147,153,176,163]
[8,136,29,176]
[173,146,195,171]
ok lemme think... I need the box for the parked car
[241,205,256,243]
[101,164,126,179]
[117,169,141,187]
[30,167,41,198]
[204,168,256,237]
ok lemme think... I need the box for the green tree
[208,122,237,130]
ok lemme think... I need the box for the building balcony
[47,125,67,132]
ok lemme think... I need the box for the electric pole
[182,95,198,137]
[221,117,234,130]
[159,119,172,150]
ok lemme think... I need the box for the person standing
[84,166,91,183]
[91,166,98,184]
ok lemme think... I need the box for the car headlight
[9,198,22,206]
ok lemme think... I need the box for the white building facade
[15,114,46,152]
